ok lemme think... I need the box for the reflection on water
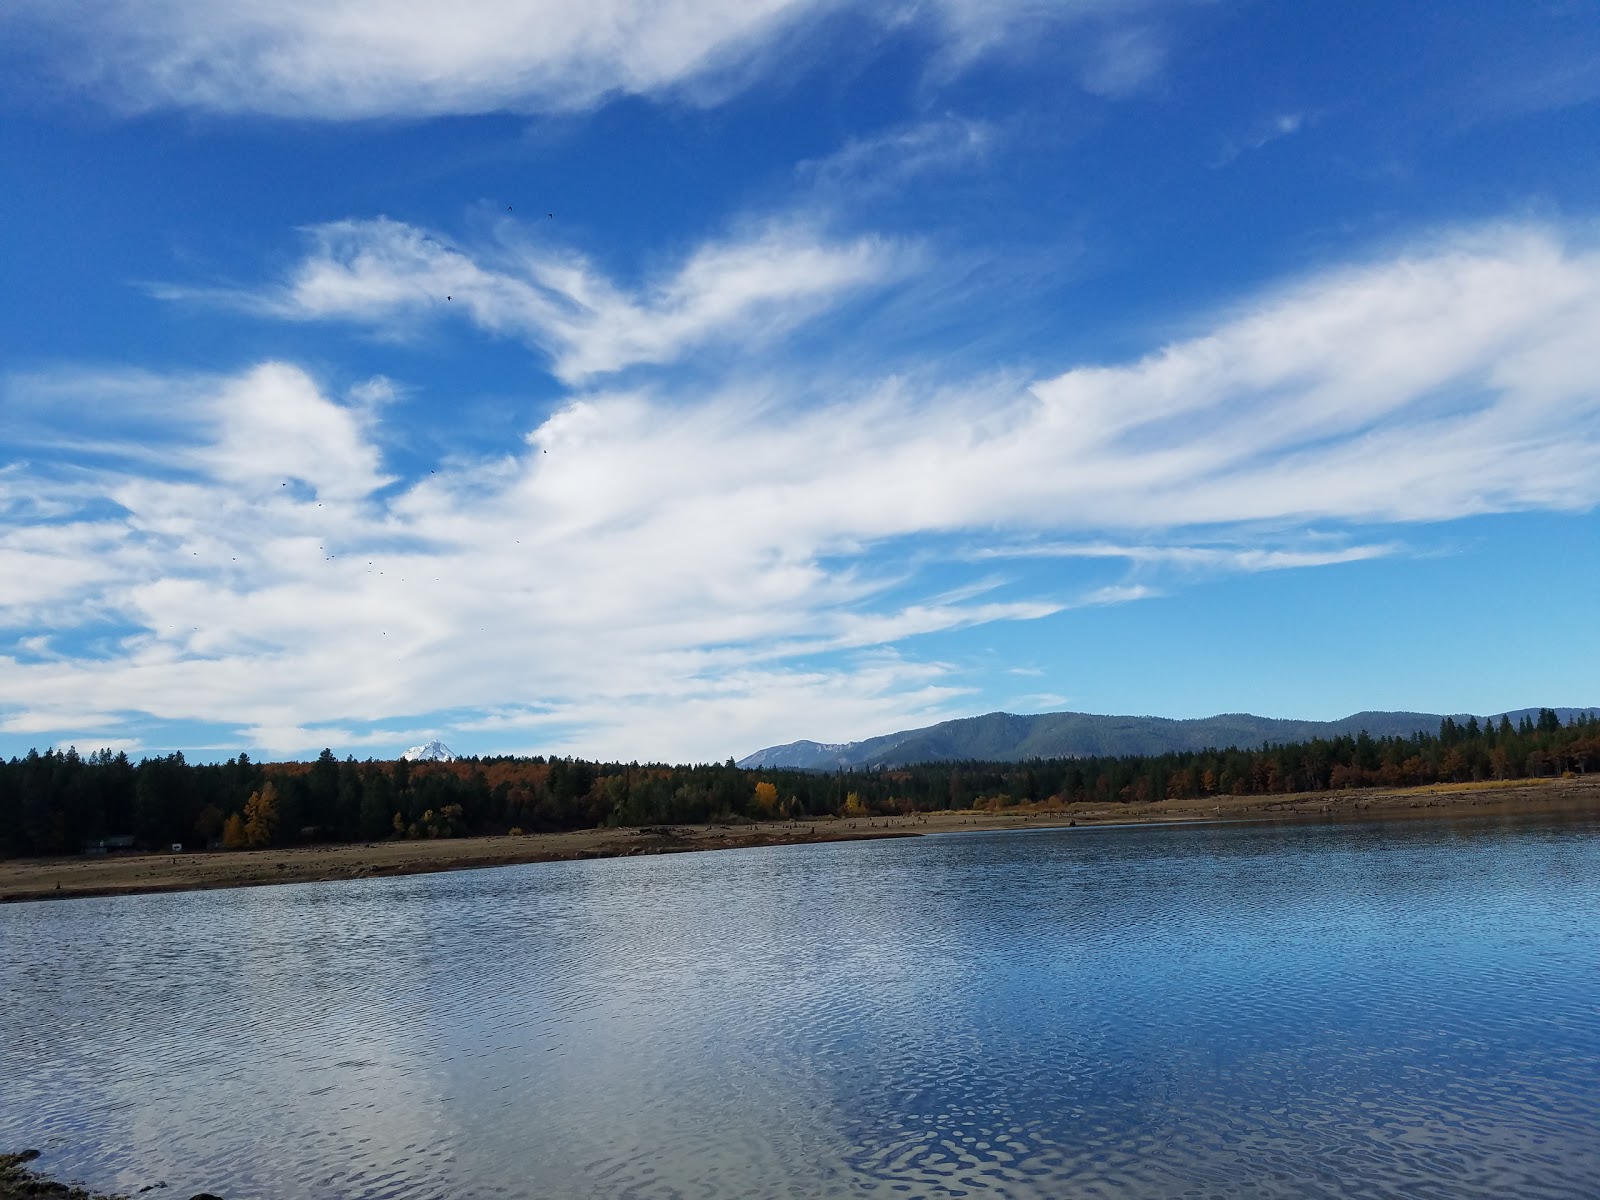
[4,812,1600,1199]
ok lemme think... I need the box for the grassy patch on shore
[1377,777,1559,796]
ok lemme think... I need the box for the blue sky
[2,1,1598,763]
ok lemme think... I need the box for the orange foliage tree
[243,782,279,847]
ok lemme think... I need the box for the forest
[1,710,1596,858]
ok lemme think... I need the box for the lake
[4,812,1600,1198]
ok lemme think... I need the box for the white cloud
[206,363,393,501]
[4,221,1599,758]
[1074,23,1169,98]
[798,116,994,194]
[3,0,1190,118]
[925,1,1181,97]
[5,0,821,118]
[976,541,1398,572]
[1215,111,1305,167]
[1081,585,1159,606]
[216,218,909,383]
[1008,691,1069,711]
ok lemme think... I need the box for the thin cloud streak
[1214,111,1305,167]
[798,116,995,194]
[975,541,1399,571]
[183,218,912,383]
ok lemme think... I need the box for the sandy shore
[4,775,1597,904]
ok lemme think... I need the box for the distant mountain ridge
[738,708,1600,770]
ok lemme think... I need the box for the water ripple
[3,813,1600,1198]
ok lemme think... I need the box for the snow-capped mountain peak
[402,740,456,762]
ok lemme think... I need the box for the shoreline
[0,1150,178,1200]
[3,776,1597,904]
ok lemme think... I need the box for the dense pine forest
[1,710,1596,858]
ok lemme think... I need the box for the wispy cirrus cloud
[2,0,1195,119]
[798,116,995,195]
[167,218,912,383]
[5,220,1600,757]
[976,540,1396,572]
[3,0,822,118]
[925,0,1183,97]
[1214,112,1305,167]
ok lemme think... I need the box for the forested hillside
[1,710,1596,858]
[739,707,1600,768]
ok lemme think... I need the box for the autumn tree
[243,782,279,847]
[753,781,778,817]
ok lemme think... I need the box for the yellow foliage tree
[842,791,867,817]
[752,781,778,816]
[243,782,279,847]
[222,812,247,849]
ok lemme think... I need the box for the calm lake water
[4,813,1600,1199]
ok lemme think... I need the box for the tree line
[0,709,1595,858]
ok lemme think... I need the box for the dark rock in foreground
[0,1152,220,1200]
